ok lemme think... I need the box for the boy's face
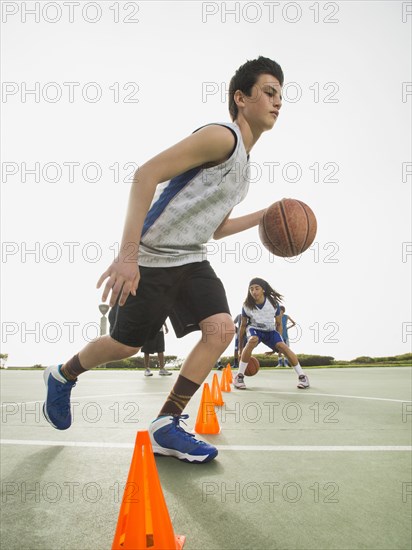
[241,73,282,131]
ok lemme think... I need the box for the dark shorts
[141,331,165,354]
[109,260,230,347]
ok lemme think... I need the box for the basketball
[258,198,317,257]
[244,356,260,377]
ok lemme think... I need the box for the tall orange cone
[112,430,185,550]
[226,363,233,383]
[194,382,221,434]
[220,367,231,393]
[211,373,224,406]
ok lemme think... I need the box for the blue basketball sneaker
[149,415,218,463]
[43,365,76,430]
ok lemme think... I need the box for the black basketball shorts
[108,260,231,347]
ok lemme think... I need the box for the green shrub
[351,356,374,364]
[296,354,335,366]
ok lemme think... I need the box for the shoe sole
[42,402,60,429]
[43,367,58,428]
[152,446,218,464]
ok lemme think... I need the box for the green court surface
[1,367,411,550]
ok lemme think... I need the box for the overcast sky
[1,1,411,366]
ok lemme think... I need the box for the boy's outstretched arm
[213,209,266,239]
[97,125,236,307]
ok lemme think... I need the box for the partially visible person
[277,306,296,367]
[215,359,224,370]
[235,278,309,390]
[142,322,172,376]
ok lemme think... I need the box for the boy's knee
[111,339,141,359]
[248,336,259,347]
[201,315,236,345]
[123,344,141,356]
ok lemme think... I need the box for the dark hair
[244,277,283,310]
[229,56,284,121]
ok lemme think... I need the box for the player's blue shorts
[246,327,284,350]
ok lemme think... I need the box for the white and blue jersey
[242,299,284,350]
[242,299,280,332]
[138,122,250,267]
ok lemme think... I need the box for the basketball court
[1,367,411,549]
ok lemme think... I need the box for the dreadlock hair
[244,277,283,310]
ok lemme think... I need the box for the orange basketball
[259,198,317,257]
[245,356,260,377]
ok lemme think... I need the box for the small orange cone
[194,383,221,434]
[226,363,233,383]
[220,367,231,393]
[112,431,185,550]
[211,373,224,406]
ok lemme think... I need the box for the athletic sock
[292,362,304,377]
[237,361,248,376]
[158,375,200,417]
[60,354,88,381]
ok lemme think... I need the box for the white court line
[257,391,412,403]
[2,391,410,410]
[0,439,411,451]
[0,392,169,409]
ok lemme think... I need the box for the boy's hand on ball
[97,258,140,307]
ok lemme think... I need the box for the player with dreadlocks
[234,277,310,390]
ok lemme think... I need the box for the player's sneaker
[43,365,76,430]
[149,414,218,463]
[233,373,246,389]
[144,368,153,377]
[158,369,172,376]
[297,374,310,389]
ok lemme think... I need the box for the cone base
[176,535,186,549]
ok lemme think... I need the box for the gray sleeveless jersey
[138,122,250,267]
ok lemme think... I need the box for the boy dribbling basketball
[43,57,284,463]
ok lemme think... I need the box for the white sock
[293,363,304,377]
[237,361,248,376]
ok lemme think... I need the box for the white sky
[1,1,411,366]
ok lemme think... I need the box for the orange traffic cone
[211,373,224,406]
[226,363,233,383]
[112,431,185,550]
[220,367,231,393]
[194,382,220,434]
